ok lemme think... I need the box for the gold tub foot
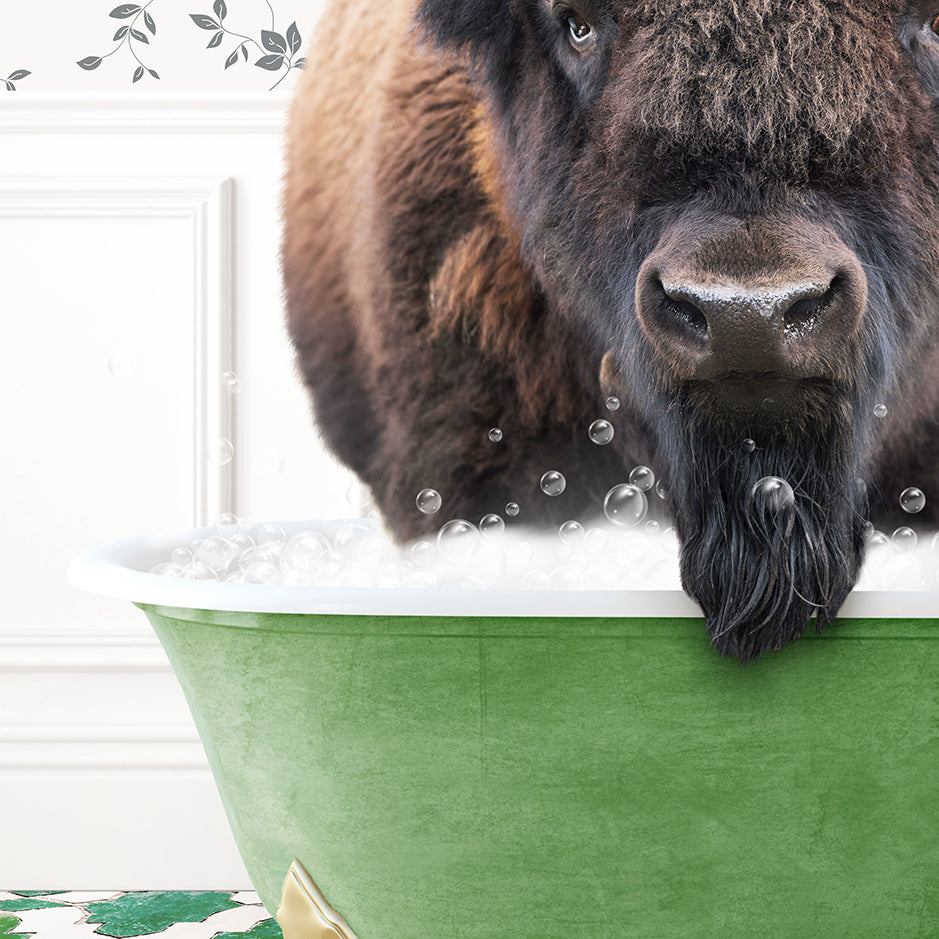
[276,859,360,939]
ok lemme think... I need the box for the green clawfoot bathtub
[69,521,939,938]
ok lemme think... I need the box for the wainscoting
[0,93,354,887]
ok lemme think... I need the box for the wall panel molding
[0,92,288,133]
[0,176,234,527]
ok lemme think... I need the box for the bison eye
[564,11,593,46]
[933,12,939,34]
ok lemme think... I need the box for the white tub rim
[67,519,939,620]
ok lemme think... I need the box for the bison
[282,0,939,660]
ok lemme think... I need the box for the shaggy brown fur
[283,0,939,659]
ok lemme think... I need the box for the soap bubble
[182,561,219,581]
[604,483,648,528]
[874,403,887,418]
[436,519,480,562]
[214,512,239,531]
[170,546,193,567]
[522,570,552,590]
[507,540,533,569]
[416,488,442,514]
[488,427,503,443]
[505,502,520,517]
[540,470,566,497]
[282,530,331,574]
[583,527,609,554]
[221,370,242,394]
[750,476,795,515]
[866,529,889,547]
[588,420,614,445]
[479,513,505,538]
[892,526,918,553]
[257,523,286,545]
[654,480,667,500]
[645,520,660,535]
[410,540,436,567]
[208,437,234,466]
[899,487,926,514]
[629,466,655,492]
[741,438,756,454]
[558,520,585,546]
[605,396,620,411]
[149,562,185,577]
[550,566,583,589]
[194,535,233,574]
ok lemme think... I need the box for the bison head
[416,0,939,659]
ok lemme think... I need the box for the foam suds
[149,517,939,592]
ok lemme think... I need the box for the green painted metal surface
[139,605,939,938]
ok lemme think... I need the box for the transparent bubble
[588,420,615,445]
[550,566,583,589]
[629,466,655,492]
[221,370,242,394]
[488,427,503,443]
[605,396,621,411]
[479,513,505,538]
[892,526,918,553]
[867,529,889,547]
[194,535,234,574]
[149,562,186,577]
[257,523,286,545]
[522,570,552,590]
[645,520,660,535]
[583,527,608,554]
[654,480,667,500]
[750,476,795,515]
[899,487,926,514]
[467,544,508,583]
[762,397,775,410]
[603,483,648,528]
[507,540,533,570]
[214,512,239,531]
[416,488,442,515]
[741,438,756,454]
[182,561,219,581]
[505,502,520,517]
[170,546,193,567]
[436,519,481,563]
[409,540,436,568]
[405,569,438,589]
[282,530,331,574]
[558,520,585,546]
[208,436,234,466]
[874,403,887,418]
[540,470,566,497]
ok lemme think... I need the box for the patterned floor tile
[0,892,281,938]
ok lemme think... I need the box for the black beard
[660,401,868,662]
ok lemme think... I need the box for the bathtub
[69,520,939,938]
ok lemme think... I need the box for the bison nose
[656,277,842,375]
[635,222,867,385]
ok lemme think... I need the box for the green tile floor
[0,891,282,938]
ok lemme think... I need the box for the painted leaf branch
[77,2,160,84]
[189,3,305,90]
[3,68,31,91]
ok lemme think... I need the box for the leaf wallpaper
[0,0,317,92]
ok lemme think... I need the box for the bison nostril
[656,280,708,338]
[783,276,841,330]
[667,297,708,334]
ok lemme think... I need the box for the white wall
[0,0,363,891]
